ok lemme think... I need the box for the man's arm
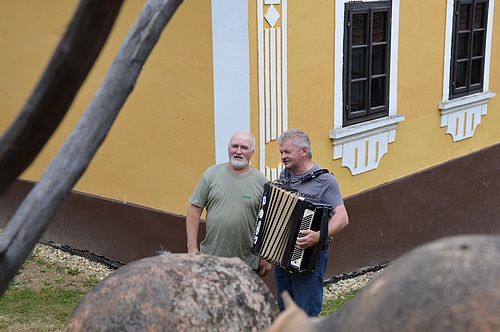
[327,203,349,237]
[186,203,203,253]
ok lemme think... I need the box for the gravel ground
[8,239,384,302]
[323,268,385,300]
[33,242,385,300]
[33,242,116,282]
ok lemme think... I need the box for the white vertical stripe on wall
[212,0,251,164]
[259,0,288,177]
[281,0,288,133]
[265,28,271,143]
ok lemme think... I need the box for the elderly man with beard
[186,131,271,277]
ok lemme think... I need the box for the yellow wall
[1,1,499,216]
[1,1,215,215]
[253,0,500,196]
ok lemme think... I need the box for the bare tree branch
[0,0,124,194]
[0,0,183,297]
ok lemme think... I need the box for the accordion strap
[284,168,331,185]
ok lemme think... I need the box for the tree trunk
[0,0,123,194]
[0,0,183,298]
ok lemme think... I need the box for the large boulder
[268,235,500,332]
[65,253,278,331]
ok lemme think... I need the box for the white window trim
[439,0,496,142]
[331,0,404,175]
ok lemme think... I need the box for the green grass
[0,249,358,330]
[83,276,100,289]
[319,288,360,316]
[66,268,80,276]
[0,250,102,331]
[0,286,86,331]
[0,284,356,331]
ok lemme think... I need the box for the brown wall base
[328,143,500,278]
[1,143,499,290]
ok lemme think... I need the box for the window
[344,1,391,126]
[331,0,403,175]
[439,0,494,142]
[450,0,489,99]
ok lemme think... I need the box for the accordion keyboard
[290,208,315,269]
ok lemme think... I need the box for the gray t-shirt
[190,163,268,269]
[279,163,344,209]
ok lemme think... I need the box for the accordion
[252,182,332,274]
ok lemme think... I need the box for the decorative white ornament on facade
[258,0,288,181]
[439,93,495,142]
[330,116,402,175]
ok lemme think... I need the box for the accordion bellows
[252,182,332,274]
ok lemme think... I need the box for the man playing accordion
[274,129,349,317]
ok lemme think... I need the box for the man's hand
[187,247,200,254]
[258,258,272,277]
[296,229,320,250]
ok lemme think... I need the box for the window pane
[371,77,386,107]
[352,14,366,45]
[372,12,387,42]
[352,48,366,78]
[455,61,468,87]
[459,4,471,30]
[471,59,483,84]
[450,0,489,99]
[457,32,470,59]
[351,81,365,111]
[372,45,386,75]
[474,2,486,29]
[473,30,484,56]
[343,2,391,126]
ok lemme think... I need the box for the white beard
[230,156,249,169]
